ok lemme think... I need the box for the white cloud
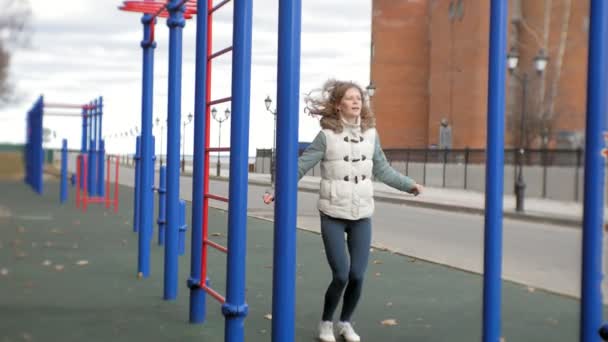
[0,0,371,157]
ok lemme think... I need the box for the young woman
[264,79,423,342]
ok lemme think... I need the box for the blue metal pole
[188,0,209,324]
[164,0,186,300]
[158,165,166,246]
[90,100,97,197]
[138,12,157,279]
[482,1,507,341]
[81,107,87,191]
[133,136,141,233]
[178,199,186,256]
[581,0,608,341]
[271,1,301,341]
[97,97,105,197]
[223,0,252,339]
[35,97,44,194]
[87,104,94,195]
[98,139,105,197]
[60,139,68,204]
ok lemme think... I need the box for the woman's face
[337,87,362,120]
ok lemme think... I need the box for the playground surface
[0,178,605,341]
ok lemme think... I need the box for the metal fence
[256,147,590,202]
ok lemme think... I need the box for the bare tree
[0,0,31,106]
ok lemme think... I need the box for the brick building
[370,0,590,149]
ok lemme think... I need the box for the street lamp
[366,82,376,98]
[156,117,166,166]
[212,107,230,176]
[264,96,277,185]
[507,47,549,212]
[181,112,193,173]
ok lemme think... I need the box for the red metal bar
[210,0,230,14]
[87,198,106,204]
[207,147,230,152]
[106,157,111,209]
[205,193,228,202]
[76,155,81,208]
[207,96,231,106]
[83,155,88,212]
[114,156,120,213]
[201,0,214,288]
[204,239,228,253]
[201,284,225,303]
[208,46,232,60]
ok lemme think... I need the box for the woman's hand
[263,191,275,204]
[409,183,423,196]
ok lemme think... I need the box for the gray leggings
[320,212,372,322]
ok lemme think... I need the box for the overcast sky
[0,0,372,156]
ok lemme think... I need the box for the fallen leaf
[260,329,267,334]
[500,338,506,342]
[375,272,382,277]
[425,324,432,329]
[386,302,393,307]
[545,318,558,325]
[54,265,64,271]
[264,314,272,320]
[527,286,536,293]
[381,319,398,326]
[211,232,223,237]
[373,260,383,265]
[17,226,25,233]
[50,229,63,234]
[44,241,53,248]
[42,260,52,267]
[73,243,79,249]
[137,272,143,279]
[124,221,129,225]
[408,258,417,263]
[31,242,37,248]
[11,239,22,247]
[370,248,375,253]
[21,332,33,341]
[16,251,28,259]
[24,281,34,289]
[73,220,80,225]
[264,265,272,269]
[76,260,89,266]
[0,268,8,276]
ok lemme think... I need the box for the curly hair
[304,79,375,133]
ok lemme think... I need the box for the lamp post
[156,117,166,166]
[181,112,193,173]
[212,107,230,176]
[366,82,376,100]
[507,47,549,212]
[264,95,277,185]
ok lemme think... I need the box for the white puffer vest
[318,124,377,220]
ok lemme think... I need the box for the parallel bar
[202,285,226,303]
[42,113,83,117]
[106,156,111,209]
[207,96,231,106]
[210,0,230,14]
[207,147,230,152]
[580,0,608,340]
[189,0,211,324]
[208,46,232,60]
[60,139,68,204]
[76,155,81,207]
[223,0,252,339]
[271,0,302,340]
[482,1,507,342]
[203,239,228,253]
[114,156,120,213]
[204,193,228,202]
[44,103,87,109]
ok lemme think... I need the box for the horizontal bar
[204,239,228,253]
[210,0,230,14]
[204,193,228,202]
[202,284,226,303]
[87,198,111,203]
[207,147,230,152]
[43,113,83,117]
[44,103,87,109]
[207,96,232,106]
[208,46,233,60]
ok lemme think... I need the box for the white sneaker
[336,321,361,342]
[318,321,336,342]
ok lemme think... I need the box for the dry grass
[0,152,24,180]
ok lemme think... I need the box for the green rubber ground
[0,179,603,341]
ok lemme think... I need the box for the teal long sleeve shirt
[297,131,416,192]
